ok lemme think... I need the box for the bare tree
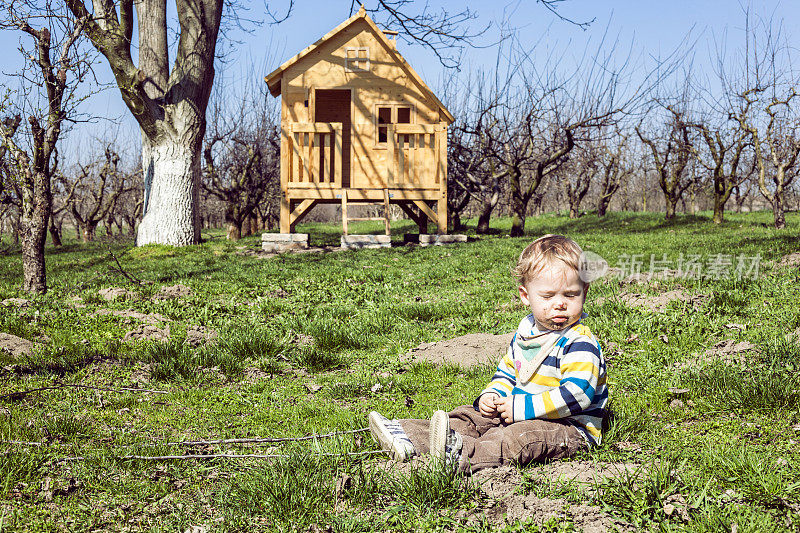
[65,146,133,241]
[446,73,511,234]
[596,133,633,217]
[561,144,598,219]
[636,104,696,221]
[201,77,280,241]
[732,89,800,229]
[504,25,635,235]
[0,2,92,292]
[689,117,750,224]
[720,9,800,229]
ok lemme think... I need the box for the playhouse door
[314,89,351,188]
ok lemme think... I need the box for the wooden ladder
[341,189,391,236]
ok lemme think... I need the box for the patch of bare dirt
[93,308,170,325]
[776,251,800,268]
[596,289,709,312]
[98,287,136,301]
[405,332,514,369]
[472,463,635,532]
[122,325,171,343]
[153,284,192,300]
[676,339,759,369]
[185,326,218,347]
[1,298,30,309]
[0,332,36,359]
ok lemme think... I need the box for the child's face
[518,260,587,331]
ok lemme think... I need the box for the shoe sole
[429,410,449,461]
[368,412,409,461]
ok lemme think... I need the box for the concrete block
[262,233,309,253]
[341,234,392,249]
[404,234,468,246]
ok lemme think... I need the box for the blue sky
[2,0,799,164]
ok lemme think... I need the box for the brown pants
[399,405,588,473]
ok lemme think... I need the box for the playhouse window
[345,47,370,72]
[376,104,413,145]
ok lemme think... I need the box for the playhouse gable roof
[265,7,454,124]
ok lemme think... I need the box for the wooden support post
[397,201,424,228]
[290,199,317,231]
[437,124,448,234]
[413,200,437,234]
[383,189,391,236]
[280,126,291,233]
[341,188,348,236]
[437,196,447,235]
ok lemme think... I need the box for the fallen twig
[0,440,44,446]
[58,449,386,462]
[1,383,169,401]
[106,248,143,285]
[167,427,369,447]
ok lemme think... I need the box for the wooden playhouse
[264,6,454,245]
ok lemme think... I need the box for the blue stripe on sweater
[563,340,601,357]
[561,377,595,402]
[560,385,582,414]
[495,367,516,380]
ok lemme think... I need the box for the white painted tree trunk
[136,135,201,246]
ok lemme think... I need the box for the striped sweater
[476,314,608,445]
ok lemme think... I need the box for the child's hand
[477,393,499,417]
[494,396,514,424]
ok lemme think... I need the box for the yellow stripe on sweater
[542,392,558,418]
[561,361,598,375]
[531,374,560,387]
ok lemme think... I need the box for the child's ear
[518,284,531,306]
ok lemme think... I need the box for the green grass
[0,210,799,531]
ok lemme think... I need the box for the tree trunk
[49,217,62,247]
[664,194,678,220]
[137,133,202,246]
[508,171,526,237]
[83,221,98,242]
[773,191,786,229]
[476,197,494,234]
[226,222,241,241]
[597,196,609,217]
[451,210,463,232]
[510,193,526,237]
[20,170,50,293]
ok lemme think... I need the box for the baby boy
[369,234,608,472]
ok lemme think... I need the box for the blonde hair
[512,234,584,286]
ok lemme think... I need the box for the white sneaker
[430,410,463,466]
[429,410,449,461]
[368,411,415,461]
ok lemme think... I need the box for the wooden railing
[288,123,342,187]
[285,122,445,189]
[386,124,445,188]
